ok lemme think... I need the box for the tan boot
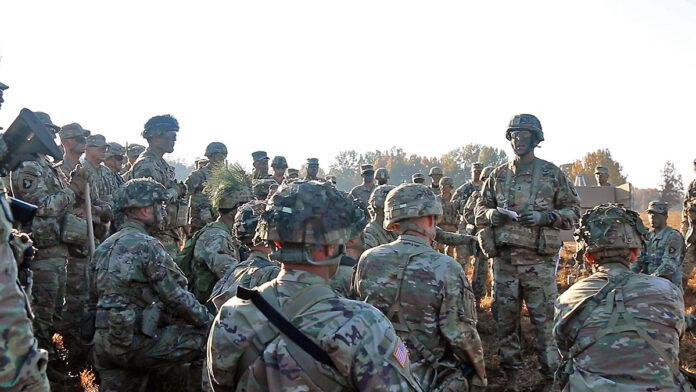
[504,370,519,392]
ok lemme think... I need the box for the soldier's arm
[363,229,377,250]
[474,176,497,227]
[652,231,684,280]
[145,242,210,326]
[462,193,479,226]
[184,171,201,198]
[11,162,75,217]
[434,227,473,246]
[206,304,246,391]
[549,172,582,230]
[194,233,240,279]
[439,260,486,380]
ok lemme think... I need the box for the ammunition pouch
[537,226,562,256]
[167,199,189,229]
[105,308,136,356]
[31,217,61,248]
[60,212,88,246]
[492,221,562,256]
[141,302,162,338]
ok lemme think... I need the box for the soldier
[187,172,251,303]
[184,142,227,233]
[475,113,580,390]
[305,157,320,180]
[375,167,389,185]
[207,180,423,391]
[271,155,287,184]
[82,134,113,235]
[286,168,299,180]
[554,203,693,391]
[122,143,145,180]
[363,185,398,249]
[452,162,484,217]
[681,159,696,281]
[251,179,275,201]
[102,142,126,200]
[195,157,209,170]
[412,173,425,184]
[349,164,376,205]
[251,151,270,179]
[0,81,7,111]
[130,114,188,258]
[10,112,87,368]
[594,165,611,186]
[89,179,210,391]
[436,177,458,253]
[208,200,278,311]
[331,197,367,298]
[57,123,90,178]
[325,174,337,186]
[354,183,486,391]
[630,200,685,287]
[428,167,443,196]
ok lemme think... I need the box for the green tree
[659,160,684,209]
[563,149,627,186]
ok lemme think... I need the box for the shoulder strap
[501,159,543,212]
[339,255,358,267]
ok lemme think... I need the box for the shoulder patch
[669,246,677,254]
[392,337,409,368]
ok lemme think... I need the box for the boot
[504,370,519,392]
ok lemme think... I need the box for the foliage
[561,149,627,186]
[167,158,194,182]
[659,160,684,209]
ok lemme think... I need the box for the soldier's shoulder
[12,160,43,174]
[361,241,398,260]
[664,226,684,241]
[535,158,565,175]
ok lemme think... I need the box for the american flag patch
[392,338,409,368]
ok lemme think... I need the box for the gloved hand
[69,165,91,198]
[470,374,487,392]
[520,211,550,227]
[486,209,508,227]
[9,230,35,267]
[100,204,113,223]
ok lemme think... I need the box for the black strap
[236,286,337,370]
[339,255,357,267]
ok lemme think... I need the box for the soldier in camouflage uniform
[102,142,126,202]
[450,163,485,276]
[325,174,337,187]
[252,179,275,201]
[129,115,188,258]
[436,176,458,256]
[354,183,487,391]
[375,167,389,185]
[122,143,145,180]
[188,167,251,303]
[251,151,270,179]
[9,112,88,363]
[57,123,89,179]
[630,201,685,287]
[554,203,693,391]
[681,160,696,283]
[331,196,367,298]
[305,157,320,180]
[89,179,211,392]
[349,164,376,205]
[594,165,611,186]
[82,134,113,229]
[271,155,287,184]
[286,168,299,180]
[428,167,443,196]
[412,172,425,184]
[207,180,423,392]
[475,114,580,390]
[184,142,227,233]
[364,184,398,249]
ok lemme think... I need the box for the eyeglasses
[509,130,532,139]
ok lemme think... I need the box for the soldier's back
[208,251,279,310]
[363,221,398,249]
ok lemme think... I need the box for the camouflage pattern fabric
[10,157,75,350]
[184,164,215,233]
[89,220,209,391]
[681,179,696,281]
[208,250,279,311]
[349,183,376,205]
[330,257,356,298]
[631,226,684,287]
[130,147,184,257]
[57,156,79,180]
[451,181,480,223]
[206,268,422,391]
[364,220,398,249]
[475,157,581,376]
[97,165,124,208]
[353,234,484,391]
[554,263,691,391]
[190,221,241,303]
[461,190,490,300]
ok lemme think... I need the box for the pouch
[537,226,562,256]
[60,212,88,245]
[107,308,136,353]
[31,217,60,248]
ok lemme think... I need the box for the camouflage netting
[203,163,253,209]
[258,180,362,245]
[234,200,266,240]
[114,178,168,211]
[574,203,648,256]
[142,114,179,138]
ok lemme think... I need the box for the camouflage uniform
[475,114,581,380]
[122,144,145,181]
[100,144,126,206]
[57,123,90,179]
[428,167,442,196]
[185,143,227,233]
[554,204,693,391]
[89,179,210,392]
[208,249,279,311]
[190,222,241,303]
[364,185,398,249]
[354,184,486,391]
[207,180,422,392]
[349,164,376,205]
[681,177,696,282]
[631,201,685,287]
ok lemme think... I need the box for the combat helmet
[375,167,389,181]
[384,183,443,230]
[439,176,453,187]
[505,113,543,142]
[574,203,647,262]
[257,180,362,265]
[429,167,443,177]
[142,114,179,139]
[204,163,253,210]
[368,184,396,218]
[205,142,228,157]
[234,200,266,243]
[114,178,168,212]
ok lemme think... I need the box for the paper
[497,207,519,221]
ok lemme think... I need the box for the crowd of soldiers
[1,77,696,392]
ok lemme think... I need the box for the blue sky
[1,0,695,188]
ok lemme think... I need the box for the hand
[100,205,113,222]
[519,211,550,227]
[9,230,35,267]
[69,165,91,197]
[486,209,508,227]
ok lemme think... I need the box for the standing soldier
[122,143,145,180]
[305,157,320,180]
[90,179,210,391]
[436,177,459,256]
[363,184,398,249]
[681,159,696,281]
[349,164,376,205]
[375,167,389,185]
[554,204,692,391]
[412,173,425,184]
[10,112,87,370]
[185,142,227,234]
[207,180,422,392]
[354,183,487,391]
[594,165,612,186]
[57,123,89,178]
[286,168,299,180]
[270,156,288,184]
[631,201,685,287]
[452,162,484,218]
[475,114,580,390]
[101,142,126,202]
[251,151,270,179]
[428,167,443,196]
[130,114,188,258]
